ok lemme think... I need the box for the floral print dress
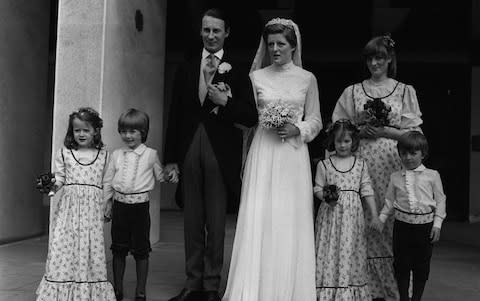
[332,79,423,300]
[314,156,374,301]
[36,147,116,301]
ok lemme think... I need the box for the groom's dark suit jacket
[164,49,258,212]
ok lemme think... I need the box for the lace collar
[122,143,147,155]
[401,164,426,176]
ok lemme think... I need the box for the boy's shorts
[111,200,151,259]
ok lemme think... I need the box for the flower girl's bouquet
[259,100,296,130]
[323,184,340,204]
[35,172,55,196]
[359,98,393,127]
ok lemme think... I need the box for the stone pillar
[0,1,52,243]
[52,0,167,251]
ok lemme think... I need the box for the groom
[164,8,258,301]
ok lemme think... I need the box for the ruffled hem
[367,257,399,300]
[316,284,370,301]
[36,277,116,301]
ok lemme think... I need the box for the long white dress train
[223,62,322,301]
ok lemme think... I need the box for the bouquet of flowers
[259,100,296,129]
[360,98,392,127]
[35,172,55,196]
[323,184,340,204]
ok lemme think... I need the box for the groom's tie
[203,53,217,85]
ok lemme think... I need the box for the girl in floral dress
[332,36,423,301]
[36,107,116,301]
[314,119,382,301]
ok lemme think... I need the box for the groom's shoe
[168,288,203,301]
[204,291,221,301]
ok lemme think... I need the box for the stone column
[0,1,52,243]
[52,0,167,251]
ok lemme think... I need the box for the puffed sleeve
[400,85,423,129]
[359,160,374,198]
[332,85,356,122]
[292,73,323,147]
[54,148,66,186]
[313,160,327,194]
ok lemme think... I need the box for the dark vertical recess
[43,0,59,231]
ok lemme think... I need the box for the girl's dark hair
[203,8,230,31]
[325,119,360,153]
[397,131,429,158]
[118,108,150,143]
[363,35,397,78]
[263,23,297,49]
[64,107,104,150]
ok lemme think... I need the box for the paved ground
[1,211,479,300]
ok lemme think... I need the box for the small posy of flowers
[360,98,392,127]
[35,172,55,196]
[217,62,232,74]
[259,100,296,129]
[323,184,340,203]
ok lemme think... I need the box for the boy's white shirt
[103,143,164,203]
[379,164,447,228]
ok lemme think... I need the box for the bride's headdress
[250,17,302,73]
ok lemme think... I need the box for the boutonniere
[217,62,232,74]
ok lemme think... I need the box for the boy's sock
[135,258,149,297]
[113,255,126,296]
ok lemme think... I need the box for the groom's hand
[207,83,229,106]
[165,163,180,183]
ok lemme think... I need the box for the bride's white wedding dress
[223,61,322,301]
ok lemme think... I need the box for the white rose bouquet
[259,100,296,130]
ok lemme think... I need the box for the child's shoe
[135,294,146,301]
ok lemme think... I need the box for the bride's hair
[363,35,397,78]
[262,23,297,48]
[325,119,360,153]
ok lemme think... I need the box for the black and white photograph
[0,1,479,300]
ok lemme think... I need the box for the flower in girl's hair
[323,184,340,203]
[35,172,55,195]
[360,98,392,127]
[259,100,296,129]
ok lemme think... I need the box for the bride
[223,18,322,301]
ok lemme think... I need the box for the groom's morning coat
[164,49,258,212]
